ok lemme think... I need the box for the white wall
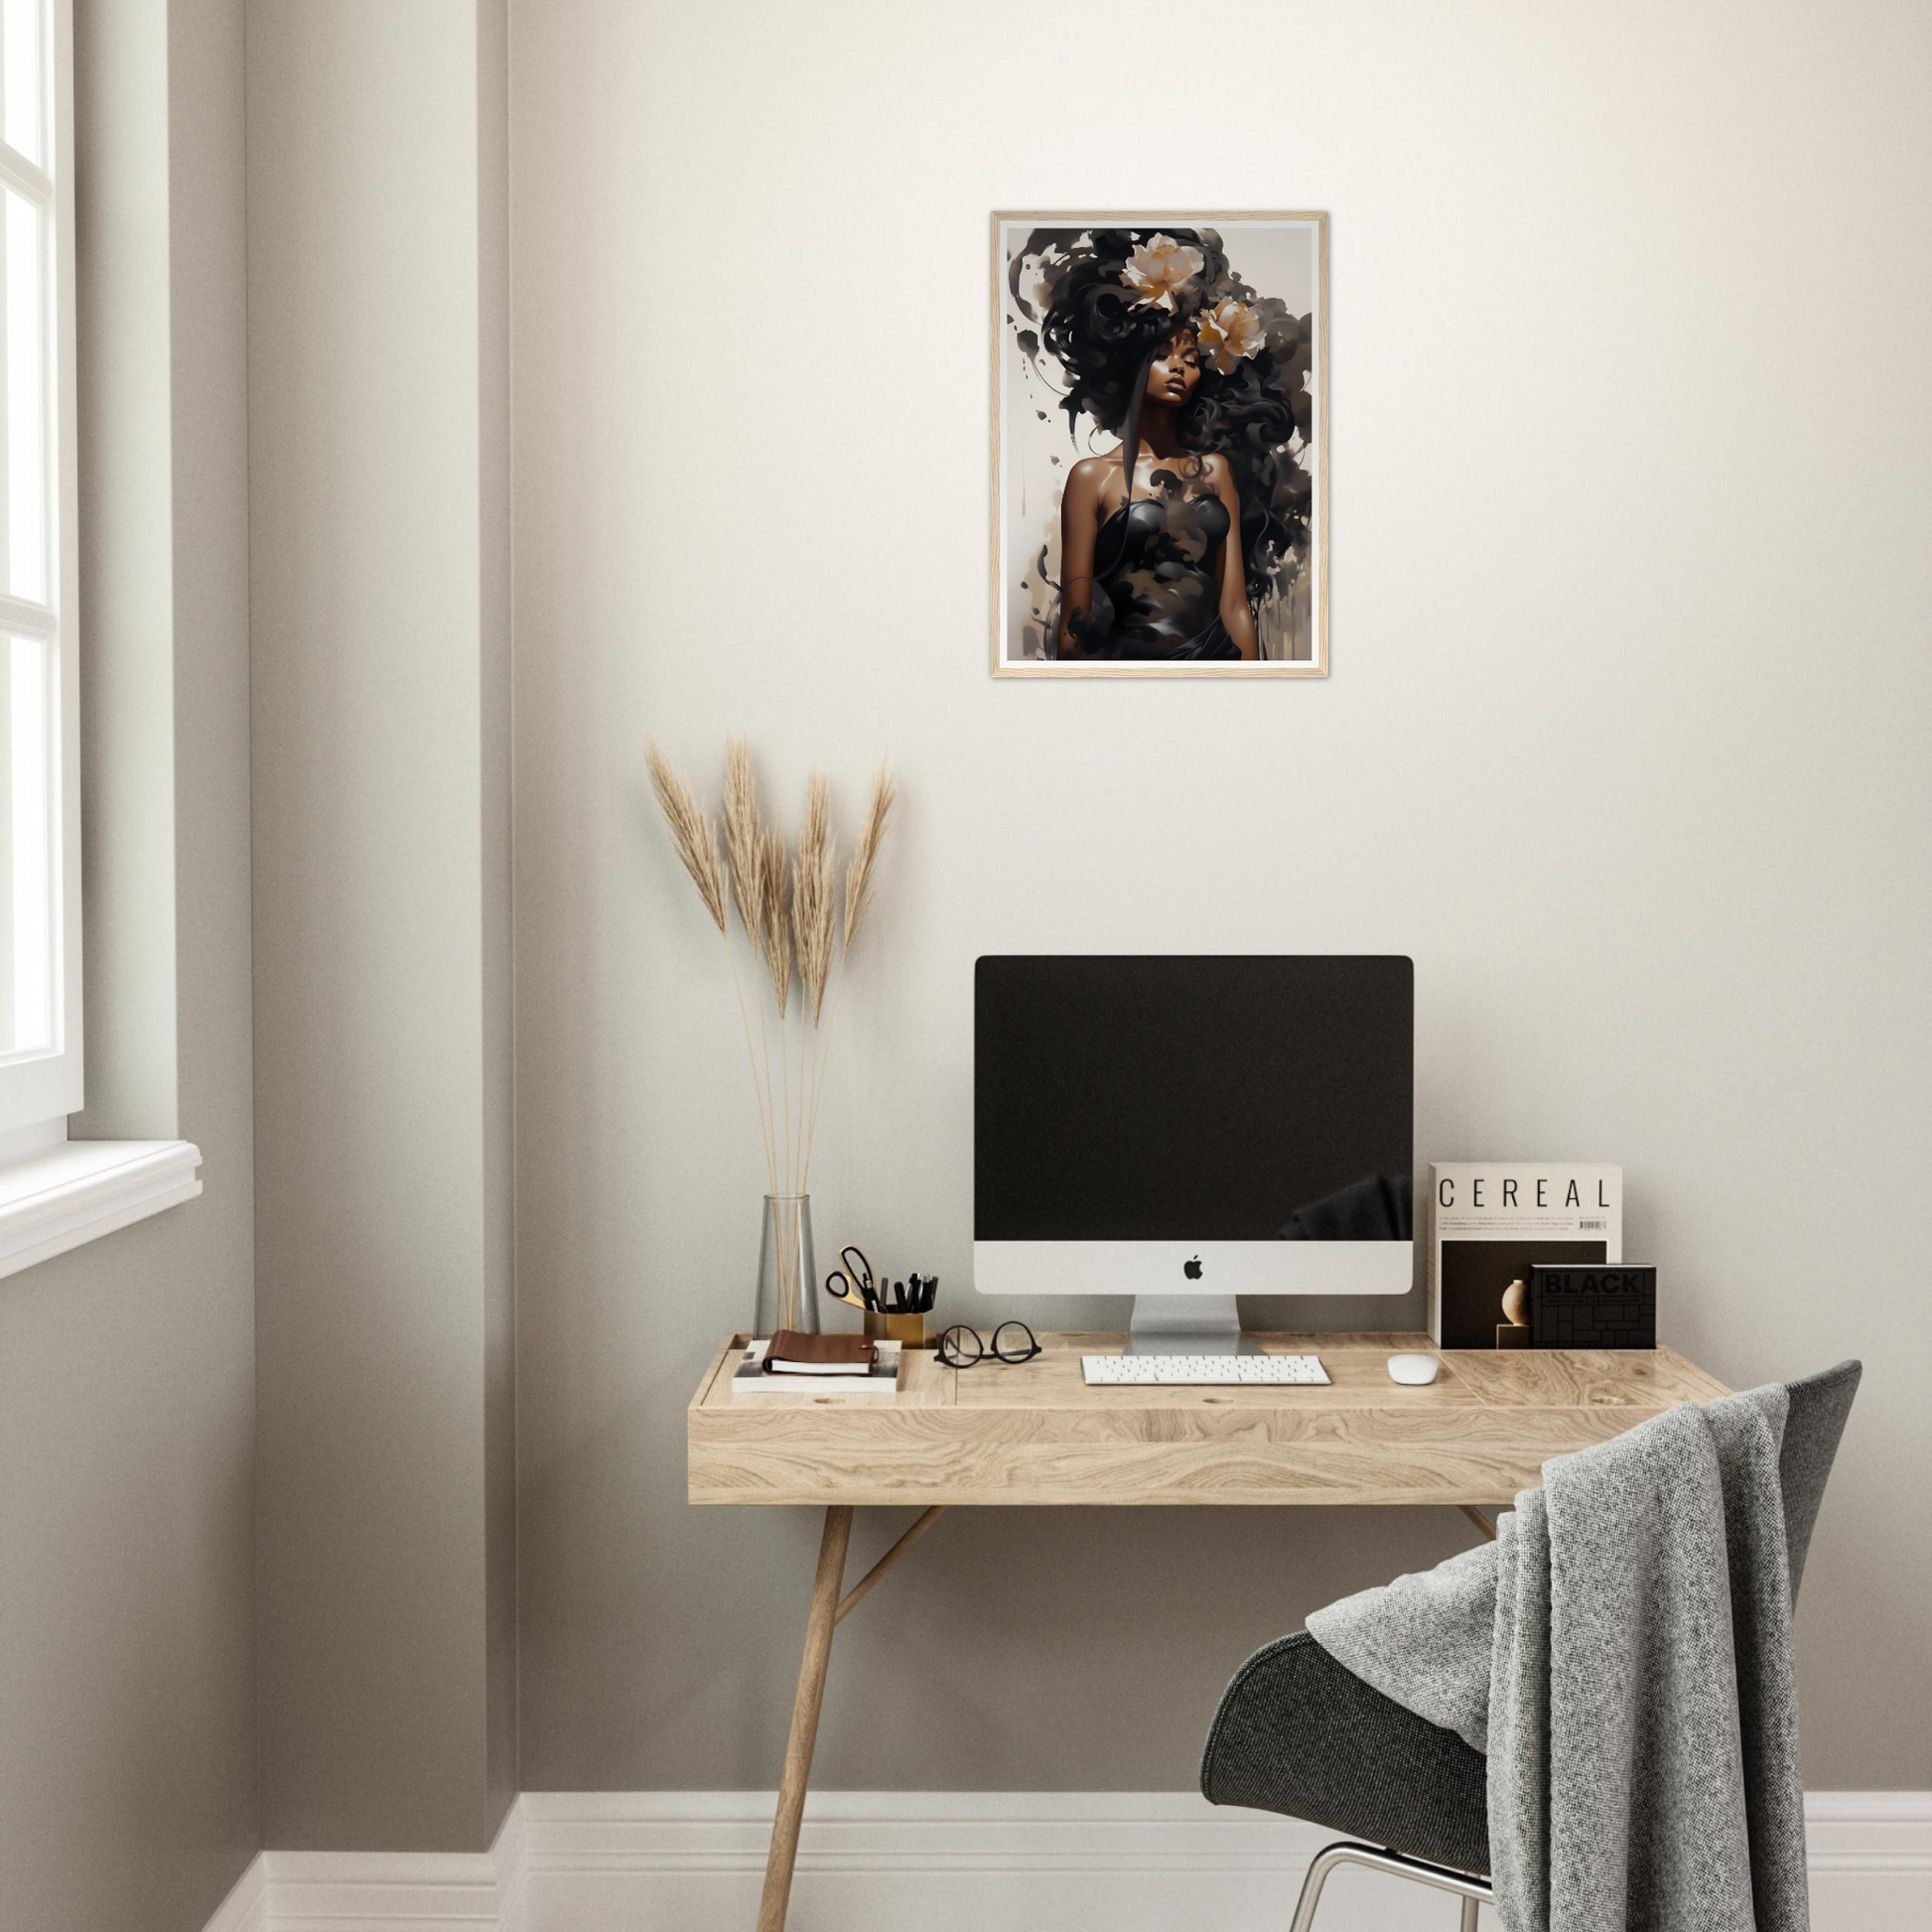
[510,0,1932,1793]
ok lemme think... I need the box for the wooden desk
[688,1330,1728,1931]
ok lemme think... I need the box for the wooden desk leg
[757,1504,853,1932]
[836,1505,944,1625]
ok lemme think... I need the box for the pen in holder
[865,1272,938,1348]
[825,1250,939,1348]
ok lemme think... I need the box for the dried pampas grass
[645,741,727,935]
[722,736,763,940]
[645,736,895,1236]
[844,759,896,949]
[759,827,792,1018]
[793,772,836,1025]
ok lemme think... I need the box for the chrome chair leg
[1288,1841,1493,1932]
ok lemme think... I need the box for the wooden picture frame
[991,210,1329,678]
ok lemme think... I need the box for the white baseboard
[202,1852,268,1932]
[201,1789,1932,1932]
[201,1809,527,1932]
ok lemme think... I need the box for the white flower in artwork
[1121,234,1204,312]
[1197,297,1264,373]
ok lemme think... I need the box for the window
[0,0,200,1273]
[0,0,76,1143]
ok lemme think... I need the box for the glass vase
[754,1193,818,1338]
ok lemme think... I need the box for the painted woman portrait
[994,215,1325,674]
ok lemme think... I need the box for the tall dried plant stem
[754,991,793,1327]
[753,966,781,1247]
[799,964,845,1179]
[776,1006,792,1257]
[793,995,811,1221]
[801,760,893,1192]
[791,774,835,1215]
[726,939,777,1198]
[756,986,779,1206]
[799,955,844,1196]
[779,1014,798,1328]
[723,736,784,1238]
[794,1016,808,1266]
[759,829,796,1319]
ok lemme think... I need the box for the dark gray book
[1529,1263,1657,1349]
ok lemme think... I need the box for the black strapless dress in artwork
[1074,493,1240,661]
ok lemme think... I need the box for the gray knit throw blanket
[1307,1388,1809,1932]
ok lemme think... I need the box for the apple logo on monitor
[1183,1256,1203,1280]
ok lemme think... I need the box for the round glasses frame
[936,1320,1040,1368]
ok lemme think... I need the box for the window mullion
[0,143,49,208]
[0,593,53,637]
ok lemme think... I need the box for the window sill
[0,1139,203,1282]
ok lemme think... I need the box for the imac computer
[973,955,1414,1354]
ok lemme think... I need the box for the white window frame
[0,0,200,1278]
[0,0,79,1140]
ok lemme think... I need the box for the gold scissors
[824,1244,878,1312]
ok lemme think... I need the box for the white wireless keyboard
[1081,1352,1329,1386]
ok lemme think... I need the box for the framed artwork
[991,211,1328,678]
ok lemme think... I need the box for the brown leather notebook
[763,1329,878,1375]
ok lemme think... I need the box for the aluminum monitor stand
[1125,1293,1259,1356]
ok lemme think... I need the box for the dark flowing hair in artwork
[1006,225,1313,610]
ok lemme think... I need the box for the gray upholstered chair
[1200,1361,1862,1930]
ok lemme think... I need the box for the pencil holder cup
[866,1310,927,1348]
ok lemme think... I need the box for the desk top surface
[688,1331,1729,1508]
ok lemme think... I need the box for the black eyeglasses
[937,1320,1040,1368]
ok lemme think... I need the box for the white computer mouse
[1387,1352,1442,1386]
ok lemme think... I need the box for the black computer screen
[974,956,1414,1242]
